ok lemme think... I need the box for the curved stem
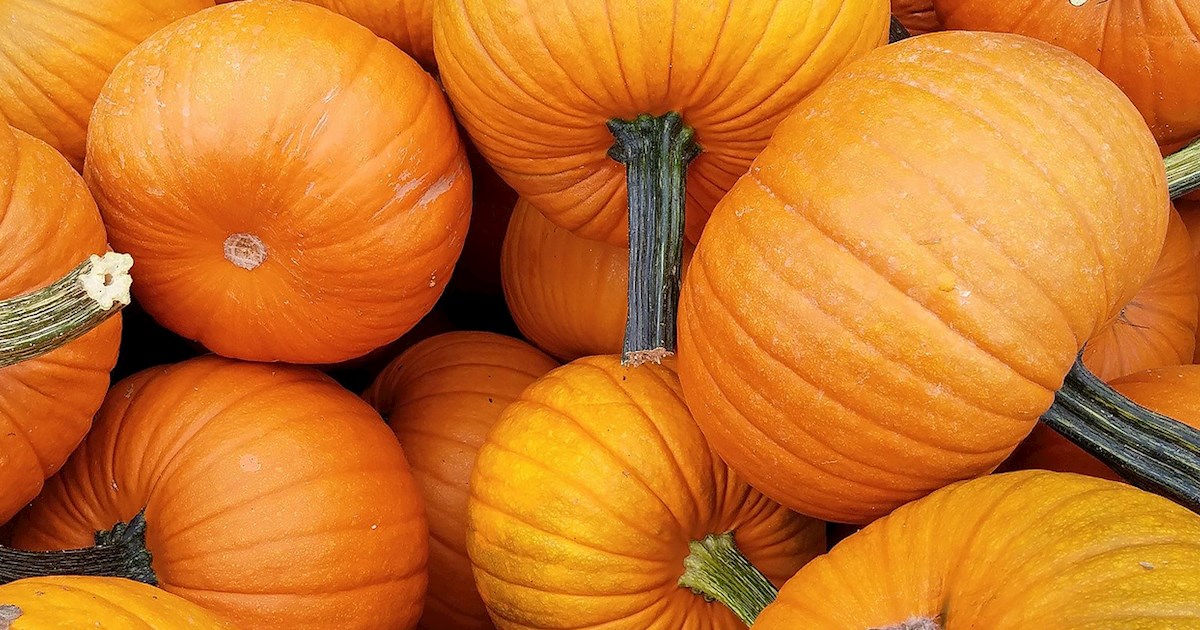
[608,112,701,367]
[0,512,156,585]
[1166,137,1200,199]
[678,531,777,626]
[889,16,912,43]
[1043,357,1200,512]
[0,252,132,368]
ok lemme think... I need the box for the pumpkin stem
[0,512,156,586]
[0,252,132,368]
[607,112,701,367]
[888,16,912,43]
[1044,356,1200,513]
[1166,137,1200,199]
[678,531,777,626]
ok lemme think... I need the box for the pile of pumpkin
[2,0,1200,628]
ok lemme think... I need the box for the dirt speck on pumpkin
[239,454,262,473]
[1139,561,1156,570]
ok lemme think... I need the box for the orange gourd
[752,471,1200,628]
[678,32,1172,523]
[891,0,940,35]
[0,577,232,629]
[365,332,557,630]
[297,0,437,69]
[0,0,213,170]
[6,356,428,630]
[435,0,889,362]
[85,0,471,364]
[468,356,826,628]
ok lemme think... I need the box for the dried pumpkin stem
[888,16,912,43]
[0,512,156,586]
[1043,357,1200,512]
[1166,137,1200,199]
[678,531,777,626]
[608,112,701,367]
[0,252,132,368]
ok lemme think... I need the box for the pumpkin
[435,0,889,362]
[364,331,557,630]
[752,471,1200,628]
[677,31,1172,524]
[0,576,232,629]
[0,0,213,171]
[293,0,436,69]
[84,0,472,364]
[891,0,940,35]
[468,355,826,628]
[449,144,519,298]
[0,120,129,525]
[1180,201,1200,361]
[5,355,429,630]
[1081,206,1198,381]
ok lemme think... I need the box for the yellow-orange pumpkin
[0,577,233,629]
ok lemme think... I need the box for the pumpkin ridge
[0,46,79,142]
[518,2,610,115]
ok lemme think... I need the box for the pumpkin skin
[891,0,940,35]
[468,356,826,629]
[1178,200,1200,361]
[0,122,121,524]
[364,332,557,630]
[297,0,436,69]
[84,0,472,364]
[0,0,213,171]
[677,31,1167,524]
[931,0,1200,151]
[0,576,233,629]
[434,0,889,245]
[753,471,1200,629]
[11,355,429,630]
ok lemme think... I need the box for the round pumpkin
[677,31,1167,523]
[364,331,557,630]
[0,576,232,629]
[891,0,940,35]
[753,470,1200,628]
[296,0,436,69]
[8,355,428,630]
[84,0,472,364]
[468,356,826,628]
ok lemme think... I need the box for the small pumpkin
[752,471,1200,628]
[85,0,472,364]
[468,356,826,628]
[364,331,557,630]
[0,576,232,629]
[5,355,428,630]
[891,0,940,35]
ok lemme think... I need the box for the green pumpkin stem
[678,531,777,626]
[0,512,156,586]
[1166,137,1200,199]
[0,252,132,368]
[1043,357,1200,512]
[608,112,701,367]
[888,16,912,43]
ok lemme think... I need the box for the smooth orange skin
[84,0,472,364]
[0,0,212,171]
[298,0,436,68]
[1082,207,1198,381]
[933,0,1200,151]
[364,332,557,630]
[0,577,234,629]
[468,356,826,630]
[891,0,940,35]
[0,123,121,524]
[11,356,429,630]
[678,32,1167,524]
[435,0,890,245]
[753,471,1200,629]
[1179,200,1200,361]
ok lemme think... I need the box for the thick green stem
[608,112,701,367]
[0,252,132,368]
[1166,137,1200,199]
[1043,357,1200,512]
[0,513,156,585]
[678,531,777,626]
[889,16,912,43]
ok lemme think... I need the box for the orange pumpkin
[0,0,213,170]
[891,0,940,35]
[84,0,471,364]
[1082,207,1198,381]
[296,0,436,69]
[365,332,557,630]
[1179,199,1200,360]
[753,471,1200,628]
[468,356,826,628]
[678,32,1169,523]
[7,356,428,630]
[0,577,233,629]
[435,0,888,362]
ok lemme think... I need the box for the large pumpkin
[677,31,1169,523]
[753,471,1200,628]
[0,0,213,170]
[468,356,826,628]
[7,356,428,630]
[85,0,471,364]
[364,332,557,630]
[435,0,888,362]
[0,576,232,629]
